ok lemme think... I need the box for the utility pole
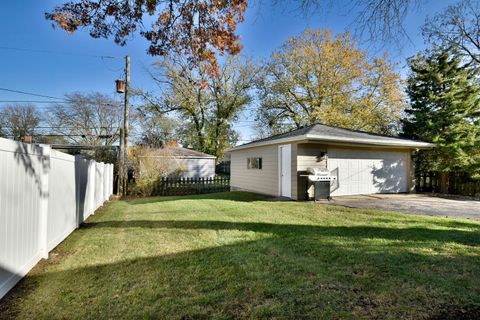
[119,55,130,196]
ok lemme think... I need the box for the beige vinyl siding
[297,143,328,171]
[295,143,327,200]
[290,143,298,200]
[230,144,280,196]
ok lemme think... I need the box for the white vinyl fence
[0,137,114,299]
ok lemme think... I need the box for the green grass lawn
[1,192,480,319]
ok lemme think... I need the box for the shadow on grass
[125,191,269,205]
[1,233,479,319]
[368,217,480,231]
[83,220,480,247]
[2,192,480,319]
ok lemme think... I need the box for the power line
[0,87,66,101]
[101,56,124,72]
[0,46,119,59]
[0,101,121,108]
[0,100,63,104]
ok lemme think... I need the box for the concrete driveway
[331,194,480,220]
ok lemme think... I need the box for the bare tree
[350,0,419,45]
[136,108,178,148]
[144,55,257,158]
[423,0,480,65]
[270,0,421,47]
[0,104,41,141]
[47,93,122,145]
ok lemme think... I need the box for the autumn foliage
[256,29,405,135]
[46,0,247,76]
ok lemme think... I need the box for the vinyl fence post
[108,163,111,197]
[88,160,95,215]
[74,155,82,228]
[103,163,108,202]
[38,145,51,259]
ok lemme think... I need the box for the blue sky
[0,0,455,142]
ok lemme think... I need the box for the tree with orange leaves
[46,0,247,76]
[46,1,427,74]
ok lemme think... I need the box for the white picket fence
[0,137,114,299]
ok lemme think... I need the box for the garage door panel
[328,148,407,196]
[373,158,407,193]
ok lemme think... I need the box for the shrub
[129,146,186,196]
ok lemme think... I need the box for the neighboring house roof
[149,146,216,159]
[170,147,216,159]
[228,123,435,151]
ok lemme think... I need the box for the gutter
[304,134,435,149]
[227,134,435,152]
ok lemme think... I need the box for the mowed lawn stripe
[0,192,479,319]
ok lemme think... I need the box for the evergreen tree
[403,49,480,178]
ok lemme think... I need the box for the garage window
[247,157,262,169]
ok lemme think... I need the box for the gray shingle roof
[148,146,216,159]
[156,147,216,158]
[230,123,434,150]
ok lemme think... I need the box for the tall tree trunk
[192,116,205,152]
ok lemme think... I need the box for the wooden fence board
[416,171,480,197]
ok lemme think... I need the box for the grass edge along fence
[152,176,230,196]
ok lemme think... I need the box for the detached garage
[228,124,434,200]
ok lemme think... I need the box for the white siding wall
[296,143,328,200]
[178,158,215,178]
[230,144,280,196]
[0,137,114,300]
[297,144,327,171]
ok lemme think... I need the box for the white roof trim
[228,134,435,152]
[305,134,435,148]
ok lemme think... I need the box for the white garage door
[328,148,408,196]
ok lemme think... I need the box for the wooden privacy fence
[416,171,480,197]
[415,172,440,193]
[0,137,114,300]
[152,176,230,196]
[447,172,480,197]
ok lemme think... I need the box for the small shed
[150,146,216,178]
[140,143,216,178]
[227,123,434,200]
